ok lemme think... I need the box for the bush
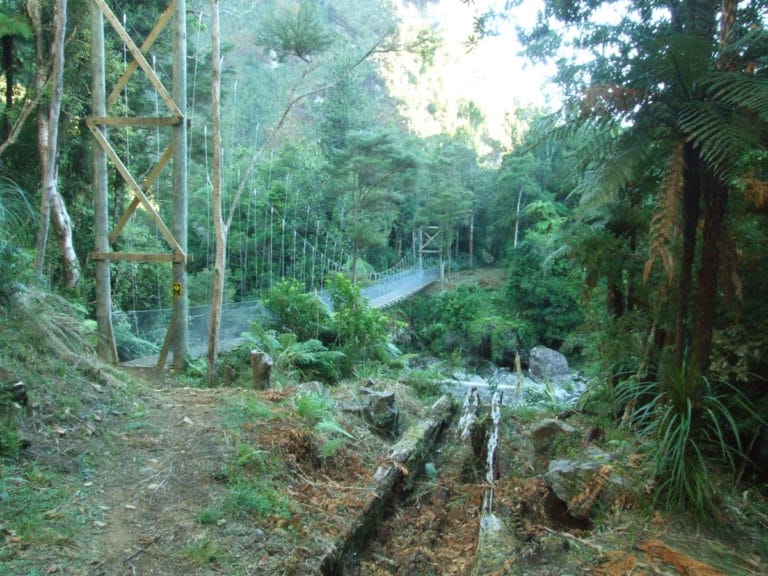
[405,284,532,367]
[506,244,583,348]
[325,273,397,371]
[242,323,344,383]
[618,364,763,519]
[466,315,535,366]
[263,278,332,342]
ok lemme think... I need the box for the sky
[384,0,560,143]
[423,0,559,107]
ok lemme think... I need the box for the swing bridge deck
[119,265,439,367]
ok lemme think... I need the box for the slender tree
[207,0,223,384]
[29,0,78,288]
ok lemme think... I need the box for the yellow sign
[173,282,182,297]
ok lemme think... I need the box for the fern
[318,437,347,459]
[644,140,684,285]
[315,418,355,440]
[677,101,760,182]
[315,418,355,460]
[705,72,768,120]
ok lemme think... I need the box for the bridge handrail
[115,265,439,362]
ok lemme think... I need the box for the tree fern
[677,101,761,181]
[645,140,685,284]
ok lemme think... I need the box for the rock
[529,345,571,384]
[250,350,273,389]
[530,418,579,457]
[359,387,399,438]
[544,449,626,519]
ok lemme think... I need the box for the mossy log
[319,395,455,575]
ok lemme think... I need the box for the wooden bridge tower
[88,0,187,369]
[419,226,444,288]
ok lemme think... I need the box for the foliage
[325,273,397,371]
[294,391,333,425]
[255,0,335,63]
[506,241,583,350]
[400,366,444,401]
[617,366,763,519]
[406,282,534,366]
[0,177,34,301]
[315,417,355,459]
[242,323,344,383]
[262,278,332,342]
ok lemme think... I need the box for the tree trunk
[513,188,523,249]
[30,0,79,288]
[468,208,474,269]
[691,174,728,376]
[2,35,14,123]
[673,143,702,370]
[207,0,224,385]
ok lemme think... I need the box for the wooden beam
[90,116,182,127]
[109,197,141,245]
[92,0,182,117]
[86,119,183,254]
[155,306,178,371]
[90,251,186,263]
[107,1,176,110]
[108,144,173,245]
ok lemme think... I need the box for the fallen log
[319,395,455,575]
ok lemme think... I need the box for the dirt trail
[86,383,235,575]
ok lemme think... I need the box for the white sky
[424,0,560,109]
[380,0,564,145]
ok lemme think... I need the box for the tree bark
[207,0,224,385]
[2,35,14,112]
[691,174,728,376]
[30,0,79,288]
[673,143,701,371]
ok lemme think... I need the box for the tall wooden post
[172,0,188,370]
[91,1,118,363]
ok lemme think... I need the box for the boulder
[359,387,399,438]
[530,418,579,458]
[544,449,627,519]
[529,345,570,384]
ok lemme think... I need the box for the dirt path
[85,382,238,575]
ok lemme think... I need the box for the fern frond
[644,140,685,285]
[704,72,768,119]
[570,128,653,214]
[678,101,759,181]
[315,418,355,440]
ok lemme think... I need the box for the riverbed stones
[530,418,579,458]
[544,449,627,519]
[359,386,399,438]
[529,345,571,384]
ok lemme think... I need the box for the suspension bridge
[115,243,441,365]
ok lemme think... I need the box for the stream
[323,364,589,575]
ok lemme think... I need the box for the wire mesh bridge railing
[115,264,439,364]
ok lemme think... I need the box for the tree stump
[250,350,273,389]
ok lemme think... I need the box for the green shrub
[466,314,535,365]
[618,364,763,519]
[242,323,344,382]
[506,243,583,348]
[295,392,333,425]
[263,278,333,342]
[326,273,396,370]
